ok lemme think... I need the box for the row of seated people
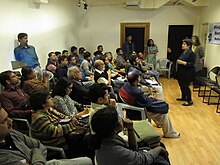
[0,67,179,164]
[45,46,159,82]
[45,48,162,102]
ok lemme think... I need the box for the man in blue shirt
[14,33,40,69]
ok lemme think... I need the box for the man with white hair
[68,66,94,105]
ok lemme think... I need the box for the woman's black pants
[177,78,192,102]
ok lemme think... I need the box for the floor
[154,78,220,165]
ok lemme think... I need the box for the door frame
[120,22,150,56]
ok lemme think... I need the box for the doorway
[120,23,150,56]
[167,25,194,61]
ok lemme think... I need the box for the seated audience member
[0,71,32,119]
[21,66,49,95]
[94,60,111,85]
[128,55,164,100]
[45,52,58,74]
[56,55,68,79]
[79,47,86,63]
[29,90,87,157]
[89,107,170,165]
[104,56,124,79]
[80,52,93,76]
[55,51,61,58]
[94,60,124,93]
[68,55,93,82]
[115,48,127,70]
[88,83,116,132]
[92,51,102,63]
[52,78,90,117]
[68,54,78,68]
[62,50,69,56]
[71,46,78,55]
[0,106,92,165]
[137,52,159,80]
[104,52,115,71]
[97,45,105,60]
[119,70,180,138]
[68,66,93,105]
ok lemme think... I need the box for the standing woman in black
[176,39,196,106]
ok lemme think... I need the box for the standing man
[14,33,40,70]
[122,35,135,61]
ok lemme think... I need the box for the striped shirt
[31,107,76,149]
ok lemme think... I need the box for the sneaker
[164,132,180,138]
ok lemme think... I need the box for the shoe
[176,98,186,101]
[164,132,180,138]
[182,101,193,106]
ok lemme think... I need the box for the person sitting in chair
[89,106,170,165]
[0,70,32,120]
[119,70,180,138]
[0,105,92,165]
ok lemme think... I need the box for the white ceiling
[86,0,208,8]
[87,0,181,6]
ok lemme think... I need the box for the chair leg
[216,95,220,113]
[207,89,212,105]
[202,86,207,103]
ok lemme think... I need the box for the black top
[176,49,196,82]
[69,80,91,105]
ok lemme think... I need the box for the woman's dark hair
[192,35,201,46]
[147,39,155,47]
[127,70,139,84]
[52,77,72,97]
[89,106,119,150]
[29,90,50,110]
[104,52,113,62]
[89,83,108,103]
[182,39,192,48]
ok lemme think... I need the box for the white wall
[79,5,201,59]
[200,0,220,70]
[0,0,79,71]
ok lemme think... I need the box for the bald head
[94,60,105,71]
[127,70,140,85]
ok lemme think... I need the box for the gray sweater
[96,136,160,165]
[0,130,47,165]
